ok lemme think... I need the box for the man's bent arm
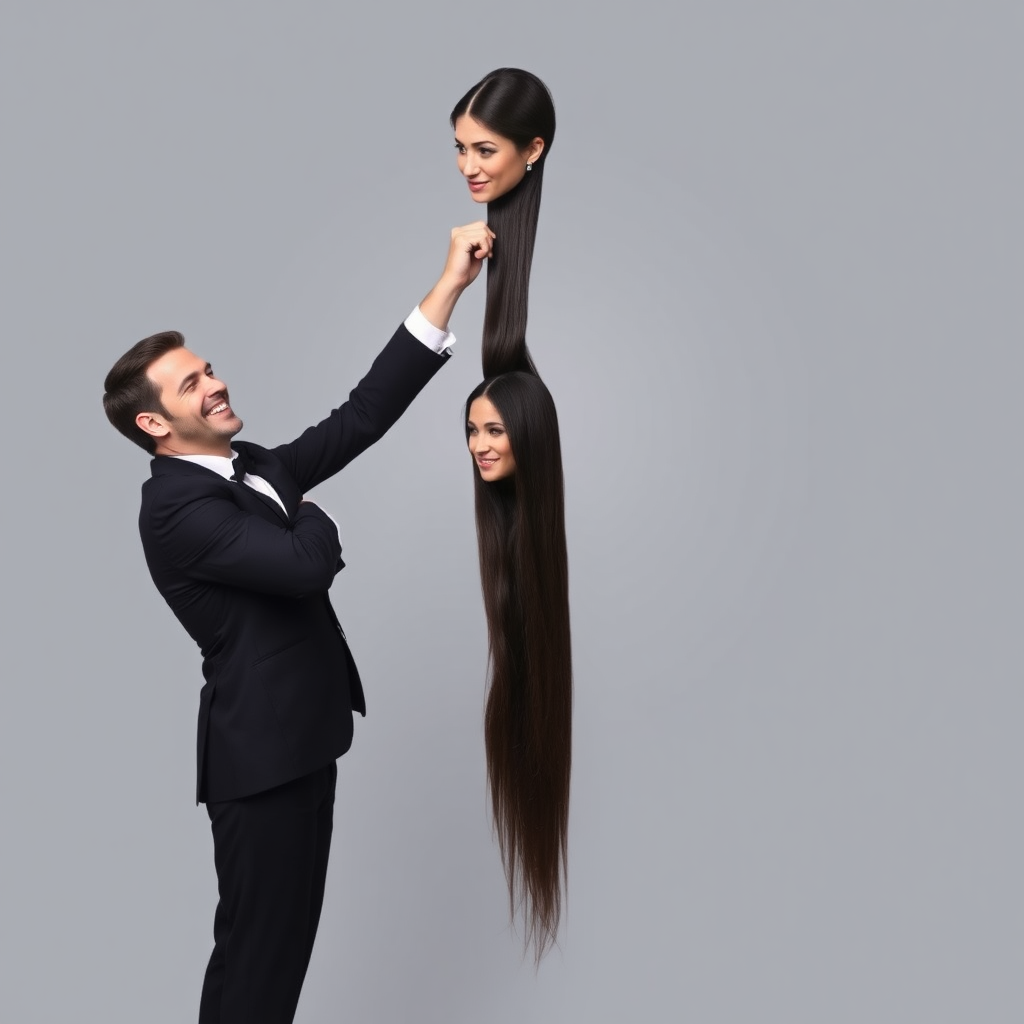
[271,221,497,492]
[148,486,342,598]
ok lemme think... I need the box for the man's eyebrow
[177,364,211,396]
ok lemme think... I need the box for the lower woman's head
[465,372,562,490]
[451,68,555,204]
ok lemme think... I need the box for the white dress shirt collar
[174,451,239,480]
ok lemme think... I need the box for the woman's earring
[526,163,533,172]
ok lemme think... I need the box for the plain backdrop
[0,3,1019,1023]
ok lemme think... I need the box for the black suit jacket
[139,325,449,803]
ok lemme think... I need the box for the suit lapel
[238,480,290,524]
[234,442,300,521]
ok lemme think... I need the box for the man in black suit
[102,223,495,1023]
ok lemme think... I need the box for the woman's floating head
[451,68,555,204]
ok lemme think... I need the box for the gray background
[1,2,1019,1022]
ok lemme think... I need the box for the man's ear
[136,411,171,442]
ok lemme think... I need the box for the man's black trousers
[198,762,337,1024]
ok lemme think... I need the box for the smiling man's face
[137,347,243,456]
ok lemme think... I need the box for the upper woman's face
[467,396,516,481]
[454,115,544,204]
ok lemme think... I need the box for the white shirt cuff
[404,306,456,354]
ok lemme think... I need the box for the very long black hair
[454,68,571,962]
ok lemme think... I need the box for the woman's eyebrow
[454,135,497,148]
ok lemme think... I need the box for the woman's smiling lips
[468,180,488,193]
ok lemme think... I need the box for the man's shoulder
[140,457,230,514]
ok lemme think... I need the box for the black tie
[231,448,253,482]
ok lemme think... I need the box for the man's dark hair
[103,331,185,453]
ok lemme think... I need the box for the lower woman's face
[467,396,516,481]
[454,115,543,204]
